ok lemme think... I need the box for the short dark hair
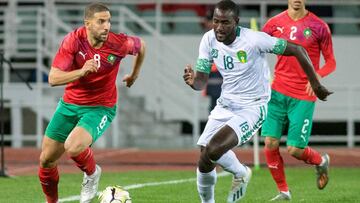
[215,0,239,18]
[84,2,110,20]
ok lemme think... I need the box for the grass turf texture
[0,167,358,203]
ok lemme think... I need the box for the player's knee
[205,144,222,162]
[198,150,216,173]
[287,146,302,158]
[264,137,280,149]
[64,141,87,157]
[39,152,56,168]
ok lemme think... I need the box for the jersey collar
[236,26,241,37]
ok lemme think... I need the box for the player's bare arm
[305,73,321,97]
[282,42,332,101]
[183,64,209,90]
[306,40,336,97]
[48,59,97,86]
[122,38,146,88]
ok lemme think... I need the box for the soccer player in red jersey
[261,0,336,200]
[38,3,145,203]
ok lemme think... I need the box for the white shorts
[197,104,267,147]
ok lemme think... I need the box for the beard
[215,32,227,42]
[89,28,108,43]
[95,33,108,42]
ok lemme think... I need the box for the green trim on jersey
[195,58,211,74]
[272,38,287,55]
[236,26,241,37]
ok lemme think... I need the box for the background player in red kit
[260,0,336,201]
[38,3,145,203]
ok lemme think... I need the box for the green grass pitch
[0,167,359,202]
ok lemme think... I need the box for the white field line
[57,171,230,203]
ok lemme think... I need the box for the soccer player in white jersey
[183,1,332,203]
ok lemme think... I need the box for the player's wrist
[78,69,84,77]
[78,69,87,78]
[130,74,138,80]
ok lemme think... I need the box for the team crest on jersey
[237,50,247,63]
[303,28,312,39]
[107,54,116,64]
[211,48,218,58]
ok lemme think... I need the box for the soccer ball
[98,186,132,203]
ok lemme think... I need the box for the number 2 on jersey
[94,54,101,68]
[290,26,297,40]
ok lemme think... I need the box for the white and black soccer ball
[98,186,132,203]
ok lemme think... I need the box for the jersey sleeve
[196,33,212,74]
[125,36,141,55]
[52,32,77,71]
[262,18,275,35]
[248,30,287,55]
[317,23,336,77]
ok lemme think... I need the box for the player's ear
[84,19,90,27]
[234,16,239,25]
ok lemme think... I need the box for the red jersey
[263,11,336,101]
[52,26,141,107]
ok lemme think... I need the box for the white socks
[197,168,217,203]
[197,150,246,203]
[216,150,247,178]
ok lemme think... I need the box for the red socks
[71,148,96,175]
[264,147,289,192]
[39,148,96,203]
[298,147,322,165]
[264,146,322,192]
[39,166,59,203]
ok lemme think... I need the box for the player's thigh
[197,105,233,147]
[77,105,116,143]
[65,126,93,153]
[227,105,267,146]
[40,136,65,166]
[45,101,79,143]
[287,99,315,148]
[261,90,288,139]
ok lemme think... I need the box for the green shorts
[261,90,315,148]
[45,99,116,143]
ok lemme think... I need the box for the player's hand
[183,64,194,87]
[122,74,137,88]
[81,59,98,76]
[312,84,333,101]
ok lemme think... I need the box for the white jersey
[196,26,286,107]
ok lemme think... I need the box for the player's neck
[287,8,308,21]
[87,34,104,49]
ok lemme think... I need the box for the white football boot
[80,164,102,203]
[226,165,252,203]
[316,153,330,190]
[270,191,291,201]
